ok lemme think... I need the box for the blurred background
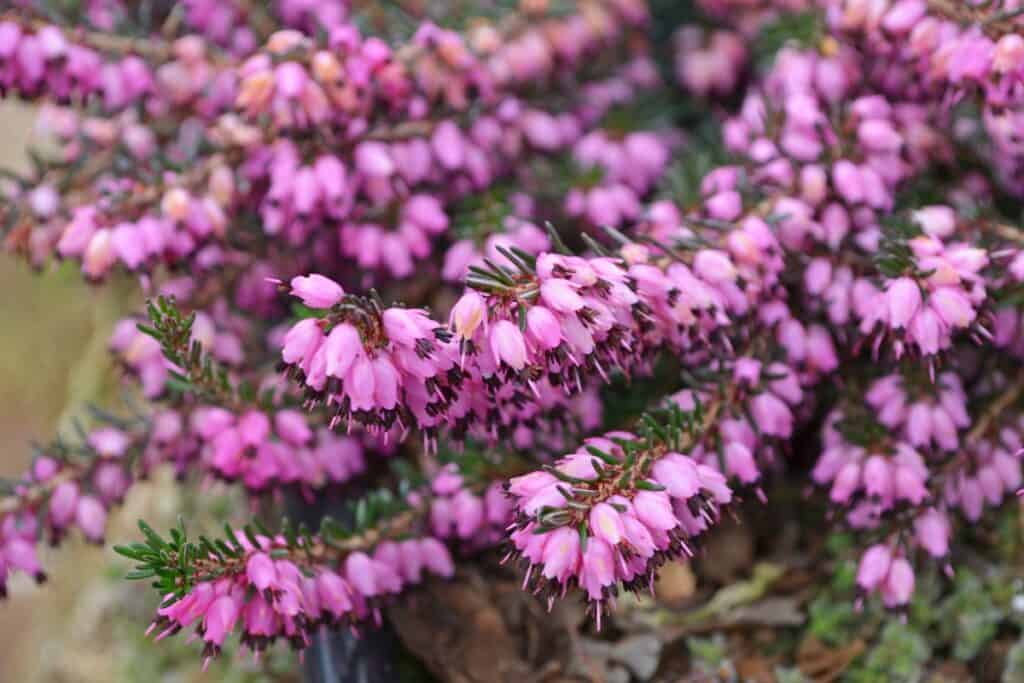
[0,101,290,683]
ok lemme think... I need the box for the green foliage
[805,551,864,647]
[599,354,683,431]
[845,622,931,683]
[686,634,737,680]
[1003,635,1024,683]
[633,399,710,453]
[450,184,517,244]
[116,618,293,682]
[775,667,812,683]
[832,406,892,450]
[658,124,729,209]
[752,12,825,71]
[601,92,701,135]
[875,214,926,279]
[139,295,237,402]
[937,570,1004,661]
[995,283,1024,309]
[462,242,538,295]
[807,592,860,647]
[113,516,210,597]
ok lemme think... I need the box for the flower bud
[74,496,107,543]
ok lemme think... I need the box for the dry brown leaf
[797,636,865,683]
[718,597,805,628]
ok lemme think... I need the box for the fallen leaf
[717,597,805,628]
[797,636,865,683]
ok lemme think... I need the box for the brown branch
[927,366,1024,488]
[927,0,1024,38]
[988,222,1024,247]
[0,464,84,516]
[965,366,1024,445]
[0,12,175,61]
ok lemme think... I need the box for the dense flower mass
[2,0,1024,668]
[505,421,733,626]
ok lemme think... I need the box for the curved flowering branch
[117,449,523,665]
[0,414,148,595]
[0,390,375,597]
[280,218,781,444]
[505,401,734,626]
[118,510,454,666]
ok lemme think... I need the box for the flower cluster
[191,407,368,492]
[812,365,1024,605]
[505,409,732,625]
[673,25,747,98]
[137,522,454,665]
[281,233,765,442]
[565,130,672,227]
[859,233,988,358]
[0,424,139,595]
[865,372,969,451]
[427,464,512,546]
[282,281,461,437]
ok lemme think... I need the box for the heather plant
[2,0,1024,679]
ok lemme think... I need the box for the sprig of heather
[504,401,733,627]
[119,450,521,666]
[0,414,147,596]
[814,364,1024,607]
[132,295,377,493]
[118,505,455,667]
[134,280,603,466]
[279,222,773,443]
[859,226,989,359]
